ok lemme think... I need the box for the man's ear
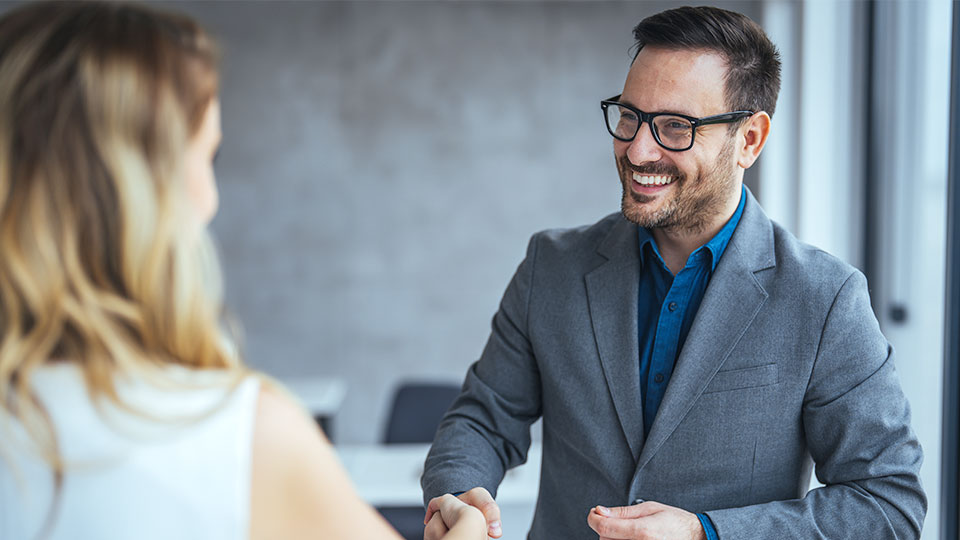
[737,111,771,169]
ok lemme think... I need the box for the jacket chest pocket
[702,363,779,394]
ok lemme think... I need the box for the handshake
[422,488,707,540]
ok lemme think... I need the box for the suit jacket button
[633,498,645,505]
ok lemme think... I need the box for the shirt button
[668,302,678,312]
[654,373,664,383]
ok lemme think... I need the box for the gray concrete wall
[173,0,763,443]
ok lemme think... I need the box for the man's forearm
[421,363,538,506]
[705,478,925,540]
[422,420,512,505]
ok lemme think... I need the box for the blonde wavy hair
[0,0,245,471]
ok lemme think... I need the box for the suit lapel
[585,217,645,461]
[635,190,777,472]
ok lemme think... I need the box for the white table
[337,443,541,539]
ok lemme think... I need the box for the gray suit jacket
[422,190,926,539]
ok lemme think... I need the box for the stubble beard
[618,137,739,236]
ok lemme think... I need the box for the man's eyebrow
[618,98,697,118]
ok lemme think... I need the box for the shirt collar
[637,185,747,273]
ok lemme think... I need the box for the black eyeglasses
[600,94,753,152]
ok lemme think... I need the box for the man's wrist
[695,513,719,540]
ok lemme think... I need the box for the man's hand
[586,501,706,540]
[424,487,502,539]
[423,494,486,540]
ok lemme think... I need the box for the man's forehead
[622,46,729,115]
[633,45,727,67]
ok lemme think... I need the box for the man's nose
[625,123,665,165]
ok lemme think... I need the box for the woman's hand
[424,494,487,540]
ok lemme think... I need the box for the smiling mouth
[632,172,676,187]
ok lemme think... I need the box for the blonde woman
[0,2,483,539]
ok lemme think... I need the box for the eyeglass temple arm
[696,111,755,126]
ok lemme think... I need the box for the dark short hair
[632,6,781,118]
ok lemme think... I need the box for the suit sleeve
[421,234,543,506]
[705,270,927,539]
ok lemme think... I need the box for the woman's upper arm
[249,383,404,540]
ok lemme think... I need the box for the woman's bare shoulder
[249,382,403,540]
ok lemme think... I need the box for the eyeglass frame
[600,94,754,152]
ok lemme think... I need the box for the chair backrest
[384,382,461,444]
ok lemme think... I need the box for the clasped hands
[424,487,706,540]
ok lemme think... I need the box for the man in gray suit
[421,6,925,540]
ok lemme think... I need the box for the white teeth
[632,173,675,186]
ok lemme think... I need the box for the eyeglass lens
[604,104,694,151]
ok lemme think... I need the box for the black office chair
[378,382,461,540]
[384,382,462,444]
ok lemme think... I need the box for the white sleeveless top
[0,363,261,540]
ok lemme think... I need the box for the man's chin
[621,198,658,228]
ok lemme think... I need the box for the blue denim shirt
[636,186,745,540]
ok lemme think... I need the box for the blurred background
[2,0,954,538]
